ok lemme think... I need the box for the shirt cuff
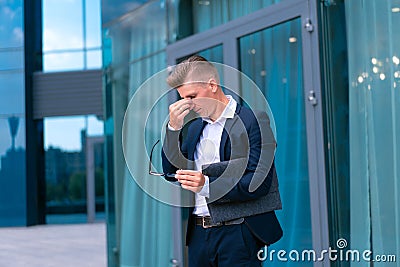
[168,122,181,131]
[197,175,210,198]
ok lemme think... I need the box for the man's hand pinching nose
[168,99,194,130]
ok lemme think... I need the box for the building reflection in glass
[44,116,105,224]
[0,116,26,226]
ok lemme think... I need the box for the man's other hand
[176,170,205,193]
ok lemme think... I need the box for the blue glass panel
[85,0,102,48]
[0,49,24,70]
[106,0,167,62]
[86,49,102,69]
[0,0,24,48]
[0,0,26,228]
[44,115,104,150]
[42,0,83,51]
[101,29,112,67]
[43,51,84,72]
[0,116,26,168]
[0,72,26,227]
[0,117,26,226]
[192,0,284,34]
[198,45,223,63]
[120,52,174,267]
[102,0,149,24]
[0,72,25,114]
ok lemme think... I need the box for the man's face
[177,82,216,118]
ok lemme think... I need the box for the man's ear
[209,78,218,93]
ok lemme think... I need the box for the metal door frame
[167,0,329,266]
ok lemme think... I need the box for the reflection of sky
[0,72,25,114]
[42,0,102,71]
[0,0,105,157]
[44,115,104,151]
[43,0,83,51]
[0,114,103,162]
[0,115,104,159]
[0,0,24,48]
[0,48,24,70]
[0,0,25,169]
[42,0,104,150]
[43,0,103,51]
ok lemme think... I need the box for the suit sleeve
[207,111,277,203]
[161,126,187,182]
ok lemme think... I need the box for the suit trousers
[188,221,263,267]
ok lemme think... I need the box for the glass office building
[0,0,44,226]
[0,0,104,226]
[0,0,27,226]
[0,0,398,266]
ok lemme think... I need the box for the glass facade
[1,0,104,227]
[346,0,400,264]
[318,2,350,261]
[101,0,150,23]
[0,0,27,226]
[39,0,105,225]
[174,0,288,41]
[191,0,284,34]
[42,0,102,71]
[239,19,312,262]
[103,1,173,266]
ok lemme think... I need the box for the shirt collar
[203,95,237,124]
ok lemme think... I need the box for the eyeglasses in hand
[149,140,176,179]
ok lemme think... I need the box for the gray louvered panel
[32,70,103,119]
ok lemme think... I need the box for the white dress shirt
[193,95,237,216]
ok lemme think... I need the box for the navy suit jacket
[162,104,283,246]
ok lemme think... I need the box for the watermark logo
[336,238,347,249]
[257,238,397,263]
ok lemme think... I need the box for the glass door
[167,1,328,266]
[239,18,311,265]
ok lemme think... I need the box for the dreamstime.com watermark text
[257,238,397,262]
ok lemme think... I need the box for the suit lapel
[219,105,241,161]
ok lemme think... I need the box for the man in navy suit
[162,55,282,267]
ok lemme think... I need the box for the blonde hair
[166,55,220,88]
